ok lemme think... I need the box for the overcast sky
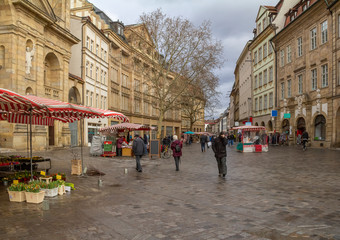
[90,0,278,118]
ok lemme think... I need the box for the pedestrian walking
[200,134,208,152]
[132,134,147,172]
[302,130,309,151]
[116,136,125,156]
[170,135,183,171]
[212,132,228,178]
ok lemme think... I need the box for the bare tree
[134,9,223,138]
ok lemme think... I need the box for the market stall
[232,126,268,153]
[99,123,155,157]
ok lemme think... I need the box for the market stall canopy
[232,126,266,131]
[184,131,195,134]
[99,123,155,134]
[88,106,129,122]
[196,132,213,136]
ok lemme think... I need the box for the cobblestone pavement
[0,144,339,240]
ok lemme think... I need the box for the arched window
[0,45,5,70]
[25,87,33,95]
[314,115,326,140]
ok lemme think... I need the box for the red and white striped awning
[232,126,266,131]
[99,123,154,133]
[0,88,129,125]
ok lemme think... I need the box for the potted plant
[41,181,58,197]
[56,180,66,195]
[8,183,27,202]
[25,181,45,203]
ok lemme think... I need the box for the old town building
[0,0,79,150]
[249,5,278,131]
[272,0,340,148]
[70,0,182,141]
[235,41,253,126]
[69,15,110,145]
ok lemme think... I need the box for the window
[101,48,103,59]
[122,74,128,87]
[264,94,267,109]
[254,51,258,64]
[143,83,149,93]
[90,92,93,107]
[96,67,98,81]
[101,96,103,108]
[86,62,89,76]
[86,37,89,48]
[104,71,106,84]
[259,96,262,111]
[297,37,303,57]
[287,45,291,63]
[96,44,99,55]
[135,100,140,113]
[298,74,303,94]
[281,82,285,99]
[280,50,285,67]
[303,4,307,11]
[264,69,267,85]
[263,43,267,58]
[321,20,328,44]
[112,68,118,83]
[121,95,129,110]
[263,18,267,29]
[90,64,93,78]
[259,47,262,61]
[104,97,106,109]
[311,28,317,50]
[96,94,99,108]
[287,79,291,97]
[268,42,273,54]
[86,90,89,106]
[101,70,103,83]
[104,51,107,60]
[269,67,273,82]
[259,72,263,87]
[314,115,326,140]
[255,98,258,111]
[258,23,262,33]
[254,75,258,88]
[90,40,93,52]
[321,64,328,87]
[269,92,273,108]
[144,102,149,115]
[311,68,317,90]
[135,79,140,92]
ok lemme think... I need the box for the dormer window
[118,26,121,35]
[303,5,307,11]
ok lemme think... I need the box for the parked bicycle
[161,144,172,159]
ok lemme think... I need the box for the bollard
[42,200,49,210]
[98,179,103,187]
[124,168,128,174]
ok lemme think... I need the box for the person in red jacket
[170,135,183,171]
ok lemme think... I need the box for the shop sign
[284,113,291,119]
[271,110,278,117]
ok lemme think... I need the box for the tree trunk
[157,111,164,139]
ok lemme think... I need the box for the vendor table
[122,148,133,157]
[17,158,52,172]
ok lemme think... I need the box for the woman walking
[170,135,183,171]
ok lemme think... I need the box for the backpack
[175,143,181,152]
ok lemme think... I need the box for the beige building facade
[235,41,253,125]
[70,0,182,140]
[272,0,340,148]
[0,0,79,150]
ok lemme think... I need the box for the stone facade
[0,0,79,150]
[272,0,340,148]
[236,41,253,125]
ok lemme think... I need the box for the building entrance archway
[282,119,289,133]
[267,120,273,131]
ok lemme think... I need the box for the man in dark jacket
[212,132,228,178]
[200,134,208,152]
[132,134,147,172]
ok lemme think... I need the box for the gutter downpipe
[269,27,277,131]
[80,19,86,177]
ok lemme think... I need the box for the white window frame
[281,82,285,99]
[280,50,285,67]
[298,74,303,94]
[311,68,317,90]
[269,67,273,82]
[311,28,317,50]
[259,47,262,61]
[255,75,258,88]
[263,43,267,58]
[264,94,267,110]
[287,79,291,97]
[259,72,263,87]
[264,69,267,85]
[321,64,328,87]
[269,92,273,108]
[321,20,328,44]
[259,96,262,111]
[287,45,291,63]
[254,51,258,65]
[255,98,258,111]
[297,37,303,57]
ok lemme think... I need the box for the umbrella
[99,123,155,134]
[184,131,195,134]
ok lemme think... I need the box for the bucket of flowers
[8,182,27,202]
[25,181,45,203]
[40,181,58,197]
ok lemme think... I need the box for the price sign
[13,180,19,185]
[56,175,61,180]
[40,171,46,176]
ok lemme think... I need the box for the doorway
[48,126,54,146]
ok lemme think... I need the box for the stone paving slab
[0,144,339,239]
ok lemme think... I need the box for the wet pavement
[0,144,339,240]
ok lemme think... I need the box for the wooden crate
[71,159,82,175]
